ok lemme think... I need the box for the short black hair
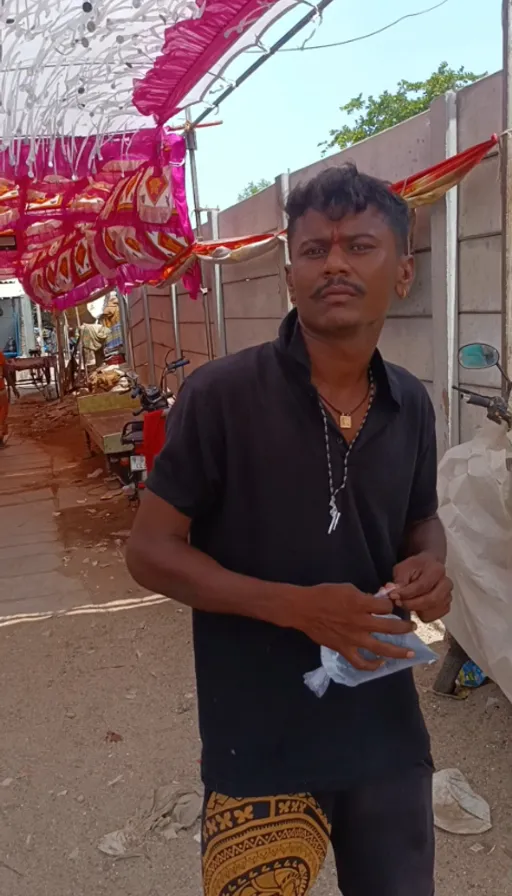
[285,163,410,254]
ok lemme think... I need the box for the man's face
[286,206,414,335]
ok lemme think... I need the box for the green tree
[322,62,485,154]
[237,178,272,201]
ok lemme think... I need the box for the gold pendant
[339,414,352,429]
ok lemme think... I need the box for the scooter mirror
[458,343,500,370]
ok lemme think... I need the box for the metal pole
[20,293,36,353]
[185,108,214,361]
[170,284,185,386]
[35,301,43,348]
[502,0,512,379]
[430,92,459,453]
[192,0,336,128]
[275,172,292,314]
[73,305,84,382]
[141,286,156,383]
[208,209,227,357]
[54,313,66,397]
[63,312,70,362]
[116,290,133,368]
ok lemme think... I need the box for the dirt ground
[1,395,511,896]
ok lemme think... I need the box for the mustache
[311,277,366,300]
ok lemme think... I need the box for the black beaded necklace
[318,369,376,535]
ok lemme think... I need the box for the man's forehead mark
[296,207,388,237]
[297,219,385,250]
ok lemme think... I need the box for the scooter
[111,356,189,500]
[435,342,512,698]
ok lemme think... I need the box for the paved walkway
[0,427,91,620]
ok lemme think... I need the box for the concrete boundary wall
[129,70,504,450]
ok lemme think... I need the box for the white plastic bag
[304,588,437,696]
[438,421,512,703]
[433,768,492,835]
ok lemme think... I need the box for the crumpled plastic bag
[98,784,203,856]
[433,768,492,835]
[304,588,437,696]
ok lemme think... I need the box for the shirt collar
[274,308,402,408]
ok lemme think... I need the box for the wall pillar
[430,90,460,456]
[275,173,291,316]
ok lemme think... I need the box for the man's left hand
[392,552,453,623]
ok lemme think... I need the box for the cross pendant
[328,498,340,535]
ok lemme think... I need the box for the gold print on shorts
[202,793,330,896]
[234,863,309,896]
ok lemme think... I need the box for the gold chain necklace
[318,378,371,430]
[319,370,376,535]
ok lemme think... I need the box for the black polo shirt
[147,309,436,797]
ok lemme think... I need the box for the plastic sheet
[433,768,492,835]
[438,420,512,703]
[304,588,438,696]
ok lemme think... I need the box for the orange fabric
[391,135,499,208]
[0,350,5,392]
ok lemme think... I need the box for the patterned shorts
[201,764,435,896]
[201,791,331,896]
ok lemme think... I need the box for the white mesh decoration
[0,0,203,155]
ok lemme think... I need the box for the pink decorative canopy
[0,0,306,308]
[0,0,304,149]
[133,0,301,123]
[0,130,199,310]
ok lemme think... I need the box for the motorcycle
[110,356,189,500]
[435,342,512,698]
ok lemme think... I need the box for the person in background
[126,164,452,896]
[0,350,9,447]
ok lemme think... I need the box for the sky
[184,0,503,213]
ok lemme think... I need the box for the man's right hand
[293,583,417,671]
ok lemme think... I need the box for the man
[127,164,452,896]
[0,349,9,447]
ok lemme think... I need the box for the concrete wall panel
[151,321,175,353]
[290,112,431,190]
[378,317,433,381]
[459,236,501,313]
[457,72,502,151]
[129,295,144,328]
[147,289,172,323]
[219,184,279,238]
[223,275,282,320]
[180,321,210,356]
[177,293,213,324]
[131,319,147,348]
[226,318,281,354]
[458,156,501,240]
[133,340,147,369]
[220,248,280,285]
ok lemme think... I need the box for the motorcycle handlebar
[453,386,493,408]
[466,393,493,408]
[166,357,189,373]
